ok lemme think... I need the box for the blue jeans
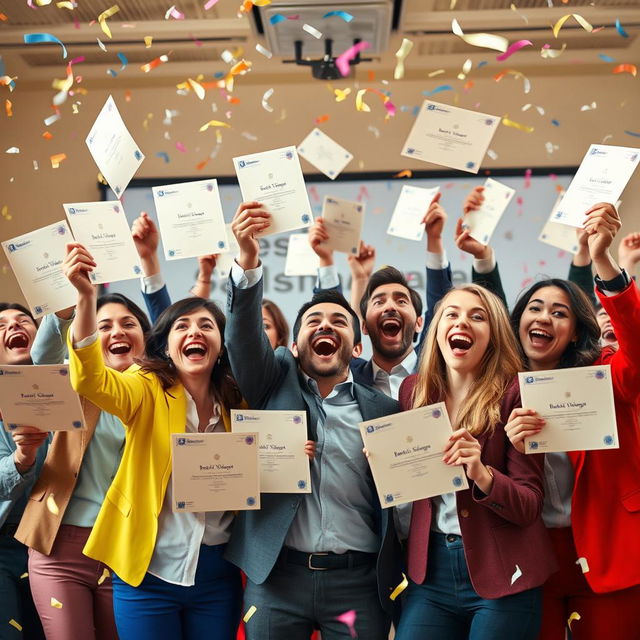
[396,532,542,640]
[111,544,241,640]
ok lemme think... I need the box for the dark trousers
[243,550,390,640]
[395,532,542,640]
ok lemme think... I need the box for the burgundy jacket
[399,376,556,599]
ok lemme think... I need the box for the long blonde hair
[412,284,522,435]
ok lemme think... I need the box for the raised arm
[617,231,640,282]
[309,217,343,295]
[347,241,376,322]
[190,254,218,299]
[567,227,596,307]
[31,310,74,365]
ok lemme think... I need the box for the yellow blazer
[68,335,232,587]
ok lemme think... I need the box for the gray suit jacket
[224,277,402,614]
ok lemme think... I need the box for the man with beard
[0,303,48,639]
[224,202,402,640]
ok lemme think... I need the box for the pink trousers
[28,525,118,640]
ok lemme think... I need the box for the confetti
[336,41,370,77]
[502,115,534,133]
[389,572,409,599]
[487,149,498,160]
[580,102,597,111]
[598,53,615,63]
[50,153,67,168]
[98,5,120,39]
[204,0,219,7]
[451,19,508,53]
[261,87,274,112]
[368,125,380,138]
[568,612,581,630]
[428,69,445,77]
[243,605,257,622]
[552,14,592,38]
[269,14,286,25]
[33,161,39,171]
[199,119,231,131]
[511,565,523,585]
[56,1,75,9]
[165,5,184,19]
[624,130,640,137]
[336,610,357,638]
[5,99,12,116]
[540,43,567,59]
[97,38,107,52]
[524,168,532,188]
[422,85,453,97]
[334,88,351,102]
[155,151,170,163]
[457,58,472,80]
[551,119,560,126]
[394,38,414,80]
[141,54,169,73]
[42,131,53,140]
[1,76,17,92]
[44,113,60,126]
[494,69,530,93]
[97,568,110,585]
[576,557,590,573]
[615,18,629,38]
[20,572,28,579]
[9,620,22,631]
[510,3,529,24]
[613,64,637,77]
[303,24,323,39]
[188,78,206,99]
[323,10,353,22]
[521,103,545,115]
[255,43,272,58]
[50,597,63,609]
[175,141,187,152]
[241,131,257,141]
[23,33,68,59]
[5,147,19,154]
[496,40,532,61]
[315,114,329,124]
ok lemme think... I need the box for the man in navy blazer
[224,202,402,640]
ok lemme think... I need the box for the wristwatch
[594,268,630,293]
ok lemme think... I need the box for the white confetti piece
[255,43,272,59]
[580,102,597,111]
[261,88,274,112]
[303,24,322,39]
[5,147,19,154]
[50,597,63,609]
[576,557,590,573]
[243,605,257,622]
[368,125,380,138]
[44,113,60,126]
[241,131,257,141]
[510,564,522,585]
[487,149,498,160]
[97,38,107,53]
[33,160,39,170]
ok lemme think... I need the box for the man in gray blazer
[224,202,402,640]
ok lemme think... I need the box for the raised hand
[348,241,376,282]
[308,217,333,266]
[617,231,640,273]
[231,202,270,270]
[62,243,96,296]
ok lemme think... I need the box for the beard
[296,332,353,380]
[369,321,415,361]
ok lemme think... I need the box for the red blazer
[568,283,640,593]
[400,377,556,599]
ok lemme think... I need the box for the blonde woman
[395,284,555,640]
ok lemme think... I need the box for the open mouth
[602,329,616,342]
[7,333,29,350]
[311,334,339,357]
[183,342,207,360]
[529,329,553,347]
[380,318,402,338]
[108,342,132,355]
[448,333,473,355]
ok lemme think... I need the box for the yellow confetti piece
[46,494,60,514]
[568,611,581,630]
[452,18,508,53]
[97,172,108,185]
[56,1,75,8]
[457,58,472,80]
[389,573,408,600]
[98,5,120,39]
[394,38,413,80]
[552,14,592,38]
[20,572,28,579]
[199,120,231,132]
[243,605,257,622]
[428,69,445,78]
[540,43,567,59]
[494,69,531,93]
[188,78,205,100]
[50,597,63,609]
[9,620,22,631]
[356,89,371,113]
[5,99,12,117]
[144,36,153,48]
[502,115,534,133]
[224,59,252,92]
[334,88,351,102]
[50,153,66,169]
[97,568,110,585]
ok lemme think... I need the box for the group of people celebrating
[1,184,639,640]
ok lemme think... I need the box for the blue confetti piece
[117,52,128,67]
[213,71,225,79]
[624,130,640,137]
[477,61,488,68]
[270,14,287,25]
[598,53,616,63]
[615,18,629,38]
[24,33,68,59]
[551,119,560,126]
[323,10,353,22]
[155,151,170,163]
[0,55,5,77]
[422,84,454,97]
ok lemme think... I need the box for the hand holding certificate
[171,432,260,512]
[518,366,618,453]
[231,409,311,493]
[321,196,364,255]
[463,178,515,244]
[387,185,439,242]
[0,364,85,432]
[360,403,468,508]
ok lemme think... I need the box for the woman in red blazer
[507,203,640,640]
[394,283,556,640]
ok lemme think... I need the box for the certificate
[538,192,579,254]
[284,233,320,277]
[401,101,500,174]
[519,365,618,454]
[152,179,229,260]
[231,409,311,494]
[387,185,439,242]
[321,196,364,255]
[0,364,85,432]
[85,95,144,197]
[297,128,353,180]
[551,145,640,227]
[360,403,469,508]
[64,201,142,284]
[233,146,313,237]
[2,221,77,318]
[214,223,237,281]
[464,178,515,244]
[171,432,260,512]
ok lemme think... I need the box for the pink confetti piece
[524,168,532,188]
[336,41,370,77]
[165,5,185,19]
[357,186,370,202]
[496,39,532,61]
[175,141,187,152]
[336,610,357,638]
[309,186,320,202]
[204,0,219,7]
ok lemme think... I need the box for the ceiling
[0,0,639,89]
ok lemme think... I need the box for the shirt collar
[372,349,417,380]
[303,369,355,399]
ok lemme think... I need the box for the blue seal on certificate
[293,415,302,424]
[529,441,539,451]
[35,306,43,315]
[176,501,185,509]
[72,421,82,429]
[384,494,394,504]
[603,435,614,446]
[246,497,256,506]
[168,250,175,257]
[133,265,141,275]
[432,409,441,419]
[177,438,186,446]
[466,161,475,169]
[366,425,374,433]
[595,370,605,380]
[301,214,311,224]
[525,376,534,384]
[297,480,307,490]
[58,368,67,376]
[134,150,142,161]
[218,241,225,249]
[244,435,255,445]
[452,476,463,488]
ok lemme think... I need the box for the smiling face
[166,308,222,380]
[292,302,361,380]
[518,286,578,371]
[97,303,146,372]
[0,308,37,365]
[364,283,422,363]
[436,290,491,377]
[596,307,618,349]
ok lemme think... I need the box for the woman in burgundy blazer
[394,283,555,640]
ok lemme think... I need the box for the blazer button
[460,509,469,518]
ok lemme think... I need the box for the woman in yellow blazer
[64,242,244,640]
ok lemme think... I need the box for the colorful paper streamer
[23,33,68,58]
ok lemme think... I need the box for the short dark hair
[137,297,242,410]
[262,299,289,348]
[97,293,151,335]
[511,278,601,369]
[359,266,423,320]
[0,303,36,326]
[292,290,361,345]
